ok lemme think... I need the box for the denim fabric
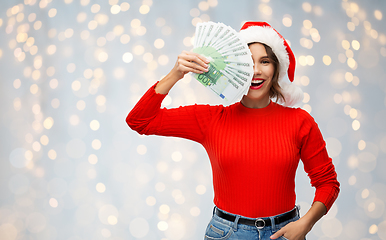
[204,206,305,240]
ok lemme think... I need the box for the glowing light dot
[306,55,315,65]
[196,185,206,195]
[282,15,292,27]
[92,139,102,150]
[131,19,141,28]
[146,196,156,206]
[342,40,350,50]
[158,221,168,231]
[347,22,355,31]
[67,63,76,73]
[298,56,307,66]
[199,1,209,11]
[302,2,312,12]
[303,19,312,29]
[374,10,382,20]
[88,154,98,164]
[137,145,147,155]
[96,95,106,106]
[47,45,56,55]
[65,28,74,38]
[49,198,58,208]
[123,52,133,63]
[90,120,100,131]
[369,224,378,234]
[348,175,356,185]
[77,100,86,110]
[80,30,90,40]
[347,58,357,69]
[323,55,332,65]
[349,108,358,119]
[351,40,360,51]
[143,53,153,63]
[113,25,124,36]
[69,115,79,126]
[190,207,201,217]
[88,20,98,30]
[111,5,121,14]
[32,141,41,151]
[48,8,57,17]
[48,149,57,160]
[72,80,81,91]
[158,55,169,65]
[352,120,360,131]
[91,4,100,13]
[171,151,182,162]
[259,4,272,15]
[345,72,353,82]
[51,98,60,109]
[98,51,108,62]
[133,45,145,55]
[300,76,310,86]
[121,2,130,11]
[303,92,310,103]
[34,21,42,30]
[14,98,21,111]
[155,182,166,192]
[159,204,170,214]
[154,38,165,49]
[192,17,202,27]
[108,216,118,225]
[40,135,49,145]
[156,17,166,27]
[77,12,87,23]
[358,140,366,150]
[101,229,111,238]
[183,37,192,47]
[139,5,150,14]
[96,182,106,193]
[13,79,21,89]
[120,34,130,44]
[44,117,54,129]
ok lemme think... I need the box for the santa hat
[239,21,303,106]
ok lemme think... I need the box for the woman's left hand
[270,218,312,240]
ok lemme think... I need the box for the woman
[127,22,340,240]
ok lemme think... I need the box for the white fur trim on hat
[278,82,304,107]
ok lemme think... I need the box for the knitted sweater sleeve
[297,109,340,213]
[126,82,219,143]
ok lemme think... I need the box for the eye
[261,59,270,64]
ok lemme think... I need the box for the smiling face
[241,42,276,108]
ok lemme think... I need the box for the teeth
[252,80,264,83]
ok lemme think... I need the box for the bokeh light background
[1,0,386,239]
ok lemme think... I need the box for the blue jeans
[204,206,303,240]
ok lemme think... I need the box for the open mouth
[251,79,264,87]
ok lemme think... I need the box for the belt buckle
[255,218,265,229]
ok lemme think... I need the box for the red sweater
[127,83,340,218]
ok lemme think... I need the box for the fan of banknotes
[192,21,254,104]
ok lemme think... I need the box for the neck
[240,96,271,109]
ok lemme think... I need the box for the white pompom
[277,82,304,107]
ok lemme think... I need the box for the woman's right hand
[171,50,210,80]
[155,51,210,94]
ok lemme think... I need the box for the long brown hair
[249,42,285,103]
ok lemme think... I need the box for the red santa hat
[239,21,303,106]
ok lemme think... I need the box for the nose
[253,64,262,75]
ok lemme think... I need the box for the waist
[214,206,299,229]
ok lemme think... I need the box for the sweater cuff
[313,188,339,213]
